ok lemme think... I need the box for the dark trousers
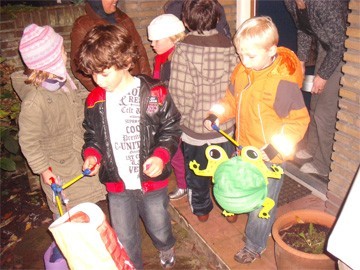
[182,141,235,216]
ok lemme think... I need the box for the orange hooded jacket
[213,47,310,164]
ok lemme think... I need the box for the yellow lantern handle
[50,167,93,216]
[62,173,85,189]
[212,124,242,149]
[55,195,64,216]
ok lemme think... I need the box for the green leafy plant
[280,222,330,254]
[296,223,328,254]
[0,56,21,171]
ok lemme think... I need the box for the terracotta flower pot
[272,209,337,270]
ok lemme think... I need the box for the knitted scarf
[153,47,174,79]
[87,0,116,24]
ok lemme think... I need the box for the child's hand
[143,157,164,178]
[204,119,214,131]
[83,156,100,176]
[41,168,57,185]
[203,116,219,131]
[260,144,278,162]
[260,147,271,162]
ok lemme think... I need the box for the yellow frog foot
[222,210,235,217]
[258,197,275,219]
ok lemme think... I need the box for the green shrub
[0,56,21,171]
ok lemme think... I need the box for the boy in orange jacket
[204,16,310,264]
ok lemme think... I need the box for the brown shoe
[226,215,238,223]
[197,214,209,222]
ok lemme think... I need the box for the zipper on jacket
[236,73,251,141]
[258,104,268,145]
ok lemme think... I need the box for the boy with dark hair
[168,0,238,222]
[76,24,181,269]
[163,0,232,39]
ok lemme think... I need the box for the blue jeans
[108,188,175,269]
[244,163,285,254]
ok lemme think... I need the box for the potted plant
[272,209,337,270]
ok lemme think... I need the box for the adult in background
[284,0,348,178]
[163,0,232,39]
[70,0,151,91]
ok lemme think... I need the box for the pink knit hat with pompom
[19,24,66,80]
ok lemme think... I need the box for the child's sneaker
[234,247,261,264]
[300,162,328,177]
[160,247,175,269]
[169,188,187,200]
[295,149,313,160]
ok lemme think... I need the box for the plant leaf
[298,232,306,240]
[309,223,314,235]
[295,215,305,223]
[4,134,19,154]
[0,215,15,228]
[0,109,10,119]
[0,157,16,171]
[25,222,32,231]
[7,195,17,201]
[11,103,20,112]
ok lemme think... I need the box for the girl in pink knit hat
[11,24,107,220]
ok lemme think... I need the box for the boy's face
[150,37,175,55]
[237,39,276,71]
[92,66,130,92]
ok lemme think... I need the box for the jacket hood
[239,46,303,89]
[177,31,236,82]
[271,47,303,88]
[10,71,32,101]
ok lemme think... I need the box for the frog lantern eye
[242,146,262,163]
[205,145,228,162]
[209,148,221,160]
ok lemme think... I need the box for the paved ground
[1,164,216,270]
[1,158,320,270]
[8,208,215,270]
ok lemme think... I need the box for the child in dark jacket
[76,24,181,269]
[148,14,187,200]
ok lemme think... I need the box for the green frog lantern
[189,145,283,219]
